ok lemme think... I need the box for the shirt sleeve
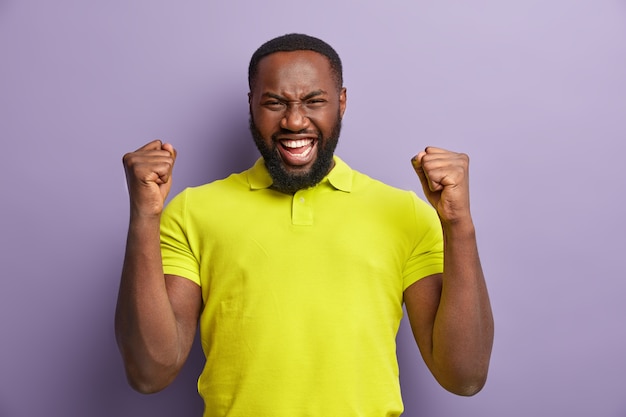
[402,192,444,290]
[160,189,201,286]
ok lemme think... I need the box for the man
[116,33,494,417]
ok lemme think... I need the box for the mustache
[272,129,321,140]
[248,114,320,139]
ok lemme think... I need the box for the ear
[339,87,347,118]
[248,91,252,105]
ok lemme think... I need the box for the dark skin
[116,50,493,396]
[408,147,494,394]
[248,51,346,182]
[116,141,201,393]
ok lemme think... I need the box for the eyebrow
[261,90,328,101]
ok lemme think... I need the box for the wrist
[441,216,475,238]
[129,210,162,228]
[129,199,164,220]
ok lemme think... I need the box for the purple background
[1,1,625,416]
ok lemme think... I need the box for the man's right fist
[122,140,177,217]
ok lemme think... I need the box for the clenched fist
[411,147,472,226]
[122,140,177,217]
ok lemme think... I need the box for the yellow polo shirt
[160,156,443,417]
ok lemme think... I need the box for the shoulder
[350,167,416,203]
[345,165,437,222]
[163,170,252,219]
[178,170,250,199]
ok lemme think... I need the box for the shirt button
[299,197,305,203]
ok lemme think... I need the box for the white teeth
[282,139,313,148]
[295,146,312,158]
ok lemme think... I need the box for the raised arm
[404,147,494,396]
[115,140,201,393]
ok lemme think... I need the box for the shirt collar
[247,155,353,192]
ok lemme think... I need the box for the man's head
[248,34,347,194]
[248,33,343,93]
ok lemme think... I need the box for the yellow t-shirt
[160,156,443,417]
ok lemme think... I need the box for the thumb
[411,152,430,190]
[161,142,176,157]
[136,139,164,152]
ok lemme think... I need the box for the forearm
[115,214,183,393]
[431,220,494,395]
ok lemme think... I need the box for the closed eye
[306,99,327,108]
[263,100,286,110]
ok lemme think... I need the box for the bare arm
[115,140,201,393]
[404,147,494,396]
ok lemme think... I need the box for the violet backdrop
[1,1,625,416]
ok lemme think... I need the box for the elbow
[117,344,180,394]
[115,333,181,394]
[124,364,177,394]
[127,377,169,395]
[438,367,489,397]
[444,377,487,397]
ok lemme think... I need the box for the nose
[280,102,310,131]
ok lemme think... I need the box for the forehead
[254,50,335,93]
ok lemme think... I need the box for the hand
[411,147,471,225]
[122,140,177,217]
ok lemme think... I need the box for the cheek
[309,110,339,132]
[253,111,280,134]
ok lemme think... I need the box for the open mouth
[278,138,317,166]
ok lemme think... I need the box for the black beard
[249,115,342,194]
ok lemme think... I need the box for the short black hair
[248,33,343,91]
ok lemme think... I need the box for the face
[249,50,347,194]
